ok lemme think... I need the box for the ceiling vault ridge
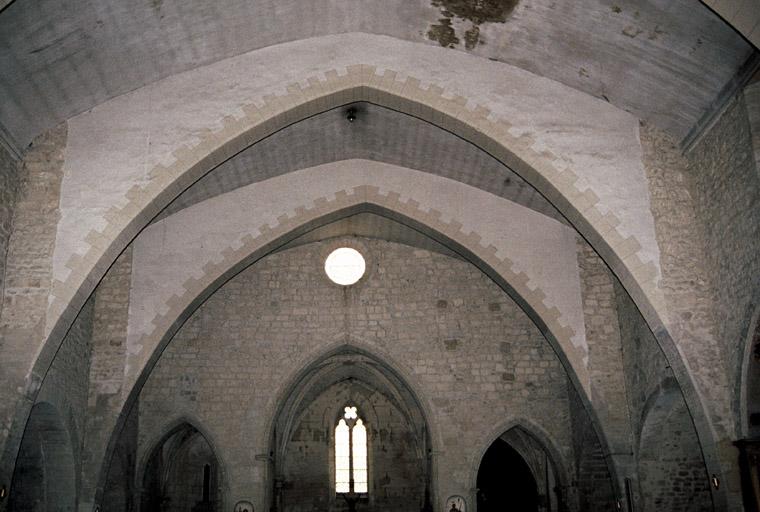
[0,119,22,161]
[681,50,760,153]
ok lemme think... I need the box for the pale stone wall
[615,261,715,511]
[638,122,723,418]
[637,122,736,508]
[100,400,138,512]
[637,383,713,512]
[567,384,616,510]
[81,248,134,512]
[687,95,760,437]
[36,297,94,444]
[126,161,590,391]
[135,238,612,512]
[615,281,671,437]
[32,296,94,509]
[746,81,760,179]
[575,239,632,456]
[0,124,67,488]
[0,144,19,320]
[280,380,425,512]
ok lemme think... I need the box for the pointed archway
[270,346,433,512]
[140,423,222,512]
[475,424,568,512]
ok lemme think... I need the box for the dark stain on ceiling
[0,0,754,151]
[427,0,518,49]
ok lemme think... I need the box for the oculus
[325,247,366,285]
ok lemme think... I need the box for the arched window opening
[335,406,368,494]
[273,350,430,511]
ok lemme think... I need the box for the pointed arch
[3,65,725,509]
[267,343,432,510]
[90,191,626,508]
[470,417,571,495]
[472,418,572,512]
[136,416,227,512]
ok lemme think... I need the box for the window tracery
[335,405,368,494]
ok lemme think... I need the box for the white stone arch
[0,45,725,509]
[91,192,623,509]
[92,176,626,501]
[259,338,440,461]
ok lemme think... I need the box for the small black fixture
[346,107,357,123]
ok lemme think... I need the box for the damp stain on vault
[427,0,518,49]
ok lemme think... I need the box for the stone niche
[272,350,431,512]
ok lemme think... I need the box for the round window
[325,247,366,285]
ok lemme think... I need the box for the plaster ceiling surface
[160,102,564,224]
[277,212,467,261]
[0,0,754,151]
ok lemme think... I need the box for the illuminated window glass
[325,248,365,285]
[335,406,368,494]
[352,419,368,493]
[335,419,350,493]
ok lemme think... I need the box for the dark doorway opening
[477,438,539,512]
[141,423,220,512]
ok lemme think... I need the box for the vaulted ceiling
[0,0,756,154]
[159,102,563,223]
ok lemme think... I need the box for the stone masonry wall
[687,95,760,436]
[615,281,671,438]
[638,121,727,435]
[745,80,760,180]
[575,238,632,456]
[0,124,67,494]
[281,380,425,512]
[638,120,740,509]
[135,238,609,511]
[567,383,616,511]
[35,295,94,495]
[101,399,138,512]
[82,247,134,511]
[616,278,713,511]
[0,143,20,321]
[637,387,712,512]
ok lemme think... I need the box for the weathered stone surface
[576,238,633,456]
[637,382,712,512]
[0,0,750,147]
[126,161,588,392]
[134,238,611,511]
[80,248,133,512]
[639,121,728,430]
[10,296,94,512]
[687,95,760,439]
[0,123,67,492]
[0,143,20,322]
